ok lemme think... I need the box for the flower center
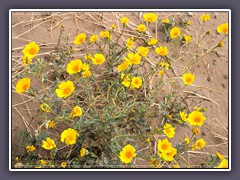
[22,84,29,90]
[131,58,137,63]
[134,80,139,85]
[186,77,192,82]
[162,143,168,150]
[95,58,102,64]
[166,150,174,156]
[223,28,228,33]
[29,48,36,55]
[78,38,84,43]
[166,128,171,134]
[160,50,165,55]
[173,32,178,37]
[125,151,133,158]
[196,142,201,147]
[73,65,80,72]
[46,142,53,148]
[148,17,153,22]
[194,116,201,123]
[63,87,72,94]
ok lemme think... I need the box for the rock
[207,76,211,82]
[223,75,228,79]
[213,59,217,65]
[41,12,52,17]
[213,12,217,19]
[187,12,193,17]
[216,51,225,57]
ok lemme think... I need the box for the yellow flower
[126,37,134,49]
[159,147,177,162]
[117,61,130,71]
[163,123,175,138]
[131,77,142,89]
[217,159,228,168]
[200,14,211,22]
[216,152,225,160]
[182,73,195,85]
[42,137,56,150]
[164,62,170,70]
[180,111,188,121]
[170,27,181,39]
[159,61,165,67]
[111,24,117,29]
[162,18,170,24]
[183,34,192,44]
[40,159,48,166]
[92,53,106,65]
[81,63,90,71]
[40,103,50,112]
[60,162,67,168]
[217,23,228,34]
[186,20,191,25]
[146,138,150,143]
[138,46,149,57]
[188,111,206,127]
[16,78,31,94]
[55,81,75,98]
[150,158,161,168]
[137,24,147,32]
[184,138,190,145]
[84,54,93,61]
[178,120,183,124]
[121,17,129,25]
[69,106,83,118]
[194,106,200,111]
[22,56,32,66]
[121,74,131,87]
[66,59,83,75]
[100,30,112,39]
[218,41,224,47]
[124,53,141,65]
[195,138,206,150]
[159,70,165,75]
[172,164,180,168]
[90,34,98,43]
[192,127,200,135]
[82,70,92,78]
[26,145,35,152]
[22,42,40,59]
[148,38,158,45]
[74,33,87,45]
[158,139,172,153]
[121,73,125,79]
[119,144,137,164]
[80,148,87,157]
[155,46,168,56]
[143,13,158,23]
[47,120,55,129]
[61,128,79,146]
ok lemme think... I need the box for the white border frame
[9,9,231,171]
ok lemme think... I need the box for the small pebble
[216,51,225,57]
[187,12,193,17]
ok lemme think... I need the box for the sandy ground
[11,11,229,168]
